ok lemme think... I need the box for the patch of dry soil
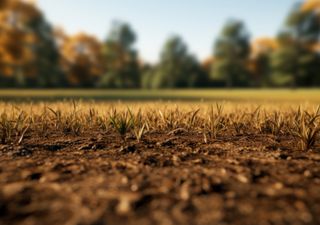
[0,131,320,225]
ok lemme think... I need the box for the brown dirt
[0,130,320,225]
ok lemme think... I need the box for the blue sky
[37,0,296,63]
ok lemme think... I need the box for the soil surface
[0,130,320,225]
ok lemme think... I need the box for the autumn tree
[99,22,140,88]
[59,32,104,87]
[211,19,251,87]
[0,0,62,87]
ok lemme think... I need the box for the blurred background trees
[98,22,140,88]
[0,0,62,88]
[0,0,320,89]
[59,32,103,87]
[211,20,251,87]
[144,36,208,89]
[249,38,278,87]
[271,0,320,87]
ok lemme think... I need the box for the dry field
[0,98,320,225]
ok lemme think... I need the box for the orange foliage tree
[301,0,320,12]
[59,32,104,87]
[0,0,62,87]
[0,0,38,86]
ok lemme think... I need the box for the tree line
[0,0,320,88]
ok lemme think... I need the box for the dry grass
[0,101,319,151]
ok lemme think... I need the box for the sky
[37,0,297,63]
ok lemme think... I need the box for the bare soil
[1,130,320,225]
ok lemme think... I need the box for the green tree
[141,63,154,89]
[271,3,320,87]
[286,3,320,44]
[99,22,140,88]
[148,36,207,89]
[249,38,278,87]
[251,53,271,86]
[29,13,64,87]
[211,19,251,87]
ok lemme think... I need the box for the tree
[30,14,63,87]
[302,0,320,12]
[99,22,140,88]
[249,38,278,86]
[60,32,104,87]
[147,36,207,89]
[140,63,154,89]
[211,19,251,87]
[270,36,300,87]
[0,0,62,87]
[271,2,320,87]
[286,2,320,45]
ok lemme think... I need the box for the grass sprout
[292,106,320,150]
[109,108,135,142]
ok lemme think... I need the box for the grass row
[0,101,319,151]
